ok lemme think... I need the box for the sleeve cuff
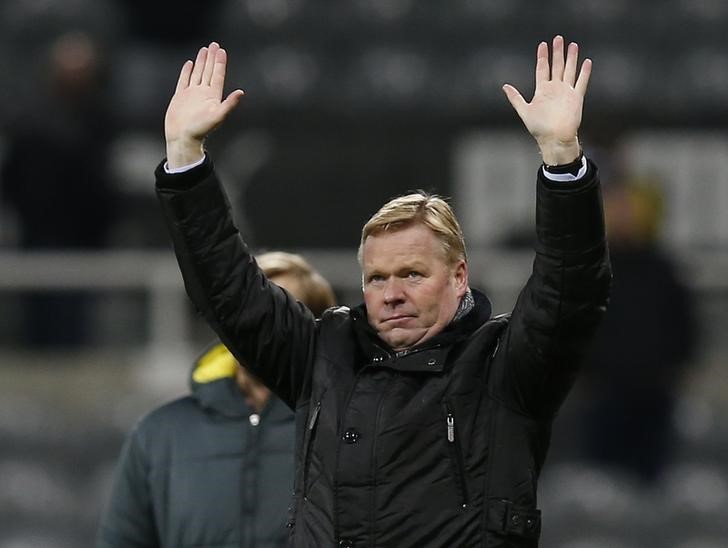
[541,155,588,182]
[164,154,206,174]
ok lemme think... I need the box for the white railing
[0,247,725,352]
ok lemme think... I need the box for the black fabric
[97,349,295,548]
[155,158,611,547]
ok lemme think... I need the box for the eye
[407,271,422,279]
[367,274,385,284]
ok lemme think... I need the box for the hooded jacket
[97,344,295,548]
[155,156,611,547]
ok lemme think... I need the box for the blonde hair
[256,251,336,317]
[358,191,467,265]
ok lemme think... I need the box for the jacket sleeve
[154,157,317,408]
[492,159,612,418]
[96,427,159,548]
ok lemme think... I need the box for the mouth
[383,315,415,325]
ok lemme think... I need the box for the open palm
[165,42,244,145]
[503,36,591,164]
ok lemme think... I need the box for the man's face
[361,223,468,352]
[270,271,305,302]
[235,366,271,413]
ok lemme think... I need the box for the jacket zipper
[302,397,323,500]
[444,404,470,509]
[394,342,442,359]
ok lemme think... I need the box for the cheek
[363,290,381,316]
[414,285,444,314]
[363,289,373,305]
[420,281,455,319]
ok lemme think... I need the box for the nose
[383,277,405,305]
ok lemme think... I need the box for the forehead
[361,223,448,269]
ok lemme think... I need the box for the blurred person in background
[152,38,610,547]
[578,176,697,484]
[96,251,336,548]
[0,30,116,348]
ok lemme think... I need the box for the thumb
[502,84,528,121]
[220,89,245,116]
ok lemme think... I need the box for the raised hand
[502,36,592,166]
[165,42,245,169]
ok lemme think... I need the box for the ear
[452,259,469,298]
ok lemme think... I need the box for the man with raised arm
[155,36,610,547]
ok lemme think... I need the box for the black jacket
[97,344,295,548]
[155,157,610,547]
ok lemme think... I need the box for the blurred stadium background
[1,1,727,546]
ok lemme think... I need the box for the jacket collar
[192,374,292,422]
[351,288,492,373]
[192,375,251,418]
[189,342,290,421]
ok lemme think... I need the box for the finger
[534,41,549,90]
[575,58,593,96]
[175,60,193,93]
[551,35,565,81]
[502,84,528,120]
[563,42,579,87]
[210,47,229,96]
[190,47,208,85]
[220,89,245,116]
[202,42,220,86]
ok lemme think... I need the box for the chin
[382,330,420,351]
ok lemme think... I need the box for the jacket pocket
[485,498,541,541]
[442,401,470,509]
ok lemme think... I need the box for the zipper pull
[308,401,321,430]
[447,414,455,443]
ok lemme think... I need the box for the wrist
[165,138,205,170]
[538,138,581,167]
